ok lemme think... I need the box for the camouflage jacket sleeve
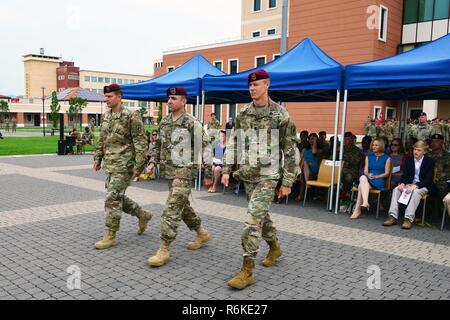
[94,126,104,166]
[130,111,148,172]
[223,117,239,175]
[280,114,298,188]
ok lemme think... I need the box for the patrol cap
[248,69,270,84]
[166,86,187,97]
[431,133,444,140]
[419,112,427,117]
[103,84,121,94]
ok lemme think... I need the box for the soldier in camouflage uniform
[221,69,297,290]
[11,117,17,133]
[428,134,450,198]
[342,132,363,192]
[367,119,377,140]
[364,117,371,136]
[409,112,435,143]
[146,86,213,267]
[93,84,154,250]
[5,117,9,133]
[207,112,221,145]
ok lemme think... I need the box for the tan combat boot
[187,226,212,250]
[95,230,118,250]
[227,257,255,290]
[137,209,153,235]
[147,240,170,267]
[261,239,282,267]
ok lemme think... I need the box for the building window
[229,104,237,121]
[386,107,397,119]
[167,66,175,72]
[267,28,276,35]
[57,75,65,80]
[373,106,382,120]
[253,0,261,12]
[255,56,266,67]
[229,59,238,74]
[252,31,261,37]
[130,102,135,107]
[379,5,388,42]
[434,0,450,19]
[118,79,123,85]
[105,77,111,83]
[68,75,79,80]
[404,0,419,24]
[130,80,135,84]
[418,0,434,22]
[214,104,221,123]
[273,53,281,60]
[111,78,117,83]
[268,0,277,9]
[98,77,104,83]
[124,79,129,85]
[84,76,90,82]
[91,76,98,83]
[214,61,223,70]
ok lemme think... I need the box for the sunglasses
[391,143,399,146]
[152,134,157,136]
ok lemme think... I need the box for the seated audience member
[208,130,227,193]
[296,133,322,201]
[360,136,372,158]
[428,134,450,198]
[389,138,405,188]
[383,140,437,230]
[318,131,330,159]
[297,130,309,153]
[351,138,391,219]
[76,126,94,154]
[342,132,363,192]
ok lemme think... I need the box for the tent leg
[334,90,348,214]
[329,90,341,211]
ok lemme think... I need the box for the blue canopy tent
[203,38,345,211]
[203,38,344,103]
[330,34,450,214]
[121,54,226,118]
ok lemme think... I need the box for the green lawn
[0,136,95,156]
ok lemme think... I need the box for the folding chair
[303,159,344,209]
[350,165,392,219]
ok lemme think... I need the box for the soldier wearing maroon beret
[222,69,298,289]
[146,86,214,267]
[93,83,154,250]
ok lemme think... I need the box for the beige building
[23,53,62,99]
[79,70,151,108]
[241,0,286,39]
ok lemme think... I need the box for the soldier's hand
[278,186,291,199]
[133,170,141,178]
[146,163,155,174]
[93,163,101,171]
[203,178,213,187]
[221,174,230,187]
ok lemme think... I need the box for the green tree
[0,100,9,126]
[157,102,162,125]
[67,97,87,130]
[48,92,61,129]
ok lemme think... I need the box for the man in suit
[383,140,436,229]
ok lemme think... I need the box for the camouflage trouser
[342,171,358,192]
[160,178,201,243]
[104,172,143,232]
[242,180,278,258]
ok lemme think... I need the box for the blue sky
[0,0,241,96]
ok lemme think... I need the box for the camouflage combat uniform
[367,122,377,140]
[342,144,362,192]
[149,112,212,243]
[207,118,221,144]
[94,107,149,232]
[428,149,450,197]
[409,123,435,142]
[224,99,297,258]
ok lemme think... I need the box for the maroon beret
[248,69,270,84]
[167,86,187,97]
[103,84,121,94]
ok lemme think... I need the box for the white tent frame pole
[334,89,348,214]
[329,89,341,211]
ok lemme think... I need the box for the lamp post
[41,86,46,136]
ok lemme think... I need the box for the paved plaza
[0,154,449,300]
